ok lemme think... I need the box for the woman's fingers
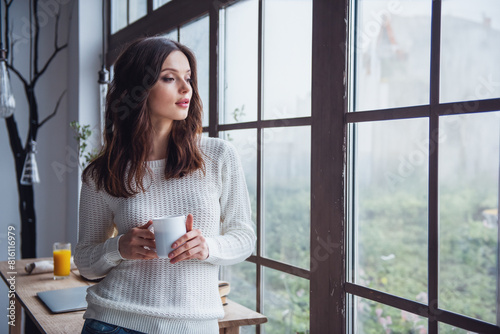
[169,245,206,264]
[170,217,195,249]
[119,221,158,260]
[128,245,158,259]
[169,229,209,263]
[138,220,154,230]
[185,214,194,232]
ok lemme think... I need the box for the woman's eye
[186,77,192,83]
[162,77,174,82]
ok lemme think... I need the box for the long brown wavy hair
[83,37,205,198]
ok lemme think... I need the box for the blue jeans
[81,319,146,334]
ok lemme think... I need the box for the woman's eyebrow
[161,68,191,73]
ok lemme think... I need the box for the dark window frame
[106,1,500,333]
[345,1,500,334]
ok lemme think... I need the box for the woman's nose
[180,80,191,94]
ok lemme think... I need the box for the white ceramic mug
[152,214,187,258]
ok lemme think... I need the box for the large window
[110,0,148,33]
[219,1,312,333]
[108,0,500,333]
[347,0,500,333]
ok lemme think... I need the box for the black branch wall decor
[2,0,71,259]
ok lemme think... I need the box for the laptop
[37,285,89,313]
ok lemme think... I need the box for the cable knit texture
[75,137,256,334]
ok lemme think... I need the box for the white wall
[0,0,102,332]
[67,0,103,249]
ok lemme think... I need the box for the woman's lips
[176,99,190,108]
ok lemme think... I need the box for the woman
[75,37,256,334]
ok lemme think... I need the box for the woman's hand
[168,214,209,264]
[118,221,158,260]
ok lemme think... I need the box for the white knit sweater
[75,137,256,334]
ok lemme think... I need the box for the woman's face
[147,50,193,131]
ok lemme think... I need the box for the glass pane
[162,28,178,42]
[263,126,310,269]
[262,268,309,334]
[220,0,258,124]
[240,324,257,334]
[220,261,256,311]
[179,16,210,127]
[262,0,312,120]
[355,296,427,333]
[439,323,478,334]
[354,119,428,301]
[220,130,257,226]
[440,1,500,103]
[221,262,257,334]
[153,0,172,10]
[439,111,499,324]
[354,0,431,111]
[129,0,147,24]
[111,0,127,33]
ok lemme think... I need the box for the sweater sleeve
[204,142,256,266]
[74,177,124,280]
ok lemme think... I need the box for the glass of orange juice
[53,242,71,279]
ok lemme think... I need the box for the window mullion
[310,0,348,333]
[208,2,219,138]
[147,0,153,14]
[126,0,130,26]
[428,1,442,333]
[256,1,263,333]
